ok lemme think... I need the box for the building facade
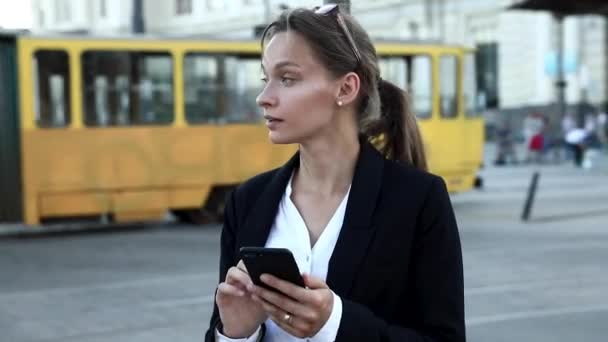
[31,0,608,130]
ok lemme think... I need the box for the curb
[0,222,157,239]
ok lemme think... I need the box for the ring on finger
[283,312,293,325]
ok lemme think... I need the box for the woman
[205,4,465,342]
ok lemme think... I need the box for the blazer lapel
[326,140,384,296]
[236,151,299,250]
[235,139,385,297]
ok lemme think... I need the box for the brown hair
[261,6,427,170]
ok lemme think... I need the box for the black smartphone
[239,247,305,290]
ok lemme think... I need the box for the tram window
[411,56,432,119]
[378,55,432,119]
[379,57,407,89]
[440,55,458,118]
[81,51,174,126]
[464,53,483,117]
[33,50,71,128]
[184,53,263,125]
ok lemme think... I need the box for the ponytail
[363,79,427,171]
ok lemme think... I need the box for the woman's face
[257,31,341,145]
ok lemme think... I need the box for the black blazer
[205,141,465,342]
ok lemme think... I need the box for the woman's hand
[216,260,267,338]
[249,273,334,338]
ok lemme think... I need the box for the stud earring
[337,100,343,106]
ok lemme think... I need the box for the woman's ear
[336,71,361,106]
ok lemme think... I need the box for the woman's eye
[281,77,295,86]
[260,76,268,83]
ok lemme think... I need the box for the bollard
[521,171,540,221]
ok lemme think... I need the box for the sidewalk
[484,142,608,172]
[454,142,608,231]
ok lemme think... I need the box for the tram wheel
[171,186,234,225]
[171,208,218,225]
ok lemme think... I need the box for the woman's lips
[264,115,284,130]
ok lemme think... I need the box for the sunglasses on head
[314,4,362,65]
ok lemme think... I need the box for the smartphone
[239,247,305,290]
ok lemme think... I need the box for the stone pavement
[1,143,607,341]
[455,144,608,341]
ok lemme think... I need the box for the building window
[33,50,71,128]
[38,7,45,27]
[206,0,224,10]
[379,57,407,89]
[54,0,71,23]
[100,0,107,18]
[176,0,193,15]
[81,51,174,126]
[378,55,432,119]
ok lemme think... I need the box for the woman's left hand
[248,273,334,338]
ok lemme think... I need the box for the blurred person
[494,119,518,165]
[598,111,608,152]
[581,113,602,169]
[540,116,560,164]
[583,112,601,148]
[528,131,544,163]
[205,4,465,342]
[523,112,544,163]
[565,127,587,167]
[522,112,536,147]
[561,113,577,161]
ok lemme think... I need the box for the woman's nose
[256,86,277,109]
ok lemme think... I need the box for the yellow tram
[0,32,483,225]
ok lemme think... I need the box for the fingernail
[260,274,269,282]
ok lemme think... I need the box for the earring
[337,100,343,106]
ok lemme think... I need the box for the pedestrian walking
[495,120,518,165]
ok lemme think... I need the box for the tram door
[0,35,23,222]
[432,54,466,187]
[462,52,485,179]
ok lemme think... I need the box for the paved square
[1,150,607,341]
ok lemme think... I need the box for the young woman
[205,4,465,342]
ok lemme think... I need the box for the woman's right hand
[216,260,267,338]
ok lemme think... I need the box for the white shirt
[216,173,351,342]
[566,128,588,144]
[598,112,607,126]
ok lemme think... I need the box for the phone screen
[239,247,305,290]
